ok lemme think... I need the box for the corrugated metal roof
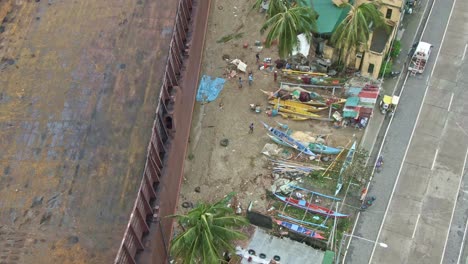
[304,0,350,34]
[345,96,360,107]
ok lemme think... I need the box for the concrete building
[355,0,404,79]
[309,0,405,79]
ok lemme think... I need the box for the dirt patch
[179,0,362,214]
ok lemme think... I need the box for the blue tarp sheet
[196,75,226,102]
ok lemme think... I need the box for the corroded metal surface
[0,1,178,263]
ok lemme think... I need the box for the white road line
[420,0,436,37]
[441,147,468,264]
[456,122,468,137]
[369,0,458,259]
[457,217,468,264]
[431,148,439,170]
[412,214,421,239]
[368,80,430,263]
[448,93,454,111]
[462,43,468,61]
[342,211,361,264]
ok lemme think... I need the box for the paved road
[344,0,468,263]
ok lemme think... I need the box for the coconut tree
[260,6,318,58]
[331,2,388,64]
[170,194,249,264]
[252,0,308,17]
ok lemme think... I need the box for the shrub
[390,40,401,59]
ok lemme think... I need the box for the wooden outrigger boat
[274,219,325,240]
[274,193,348,218]
[308,143,342,155]
[276,107,322,119]
[335,141,357,195]
[278,112,310,121]
[269,99,328,113]
[261,122,315,156]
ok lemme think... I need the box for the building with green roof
[303,0,350,36]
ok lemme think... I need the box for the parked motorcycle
[361,196,376,210]
[390,71,401,79]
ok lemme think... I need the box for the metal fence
[114,0,193,263]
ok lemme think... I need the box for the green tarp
[322,250,335,264]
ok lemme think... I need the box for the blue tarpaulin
[196,75,226,102]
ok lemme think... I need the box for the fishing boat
[274,219,325,240]
[335,141,357,195]
[276,107,323,119]
[278,112,310,121]
[269,99,328,113]
[274,193,348,218]
[261,122,315,156]
[308,143,342,155]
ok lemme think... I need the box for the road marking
[420,0,436,37]
[369,0,458,260]
[440,147,468,264]
[412,214,421,239]
[368,79,430,263]
[448,93,454,111]
[457,217,468,264]
[456,122,468,137]
[342,211,361,264]
[431,148,439,170]
[462,43,468,61]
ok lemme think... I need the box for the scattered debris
[220,138,229,147]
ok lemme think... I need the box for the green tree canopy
[331,2,388,62]
[170,194,249,264]
[260,6,318,58]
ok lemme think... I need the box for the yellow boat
[281,69,328,76]
[279,112,310,121]
[302,98,346,107]
[269,99,328,113]
[276,106,322,119]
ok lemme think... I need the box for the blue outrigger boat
[274,219,325,240]
[308,143,342,155]
[335,141,356,195]
[261,122,315,156]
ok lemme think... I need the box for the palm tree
[331,2,388,64]
[260,6,318,58]
[252,0,307,17]
[170,194,249,264]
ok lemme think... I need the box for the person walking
[248,73,253,86]
[238,77,243,88]
[273,71,278,82]
[256,53,260,63]
[249,123,254,134]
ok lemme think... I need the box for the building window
[368,63,375,74]
[386,8,392,19]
